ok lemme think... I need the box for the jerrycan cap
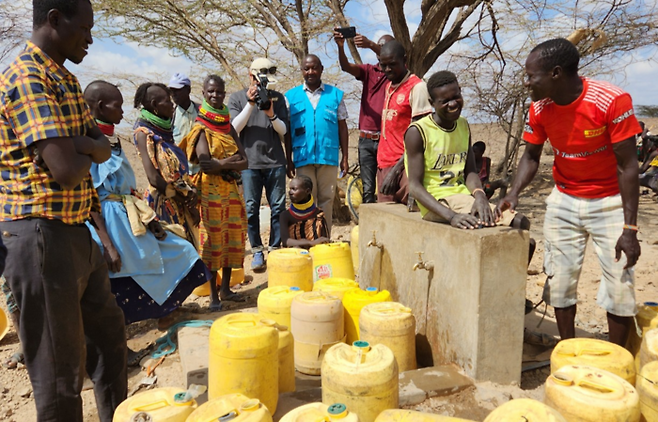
[290,286,301,291]
[300,250,309,255]
[327,403,348,419]
[353,340,371,352]
[240,399,261,412]
[366,287,378,293]
[644,301,658,307]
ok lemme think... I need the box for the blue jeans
[242,166,287,252]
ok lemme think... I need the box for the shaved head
[84,80,120,106]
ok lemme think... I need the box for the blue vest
[285,84,343,167]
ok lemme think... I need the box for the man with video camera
[228,58,289,272]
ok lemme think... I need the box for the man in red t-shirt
[334,29,393,204]
[497,38,641,346]
[377,40,432,204]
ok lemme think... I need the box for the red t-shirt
[524,78,641,198]
[356,64,388,133]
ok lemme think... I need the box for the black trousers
[0,218,127,422]
[358,136,379,204]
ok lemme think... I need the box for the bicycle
[345,163,363,223]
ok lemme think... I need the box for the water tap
[412,252,434,271]
[367,230,383,250]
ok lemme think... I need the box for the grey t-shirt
[228,88,288,169]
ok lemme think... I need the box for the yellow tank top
[405,115,471,216]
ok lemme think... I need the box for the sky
[5,0,658,126]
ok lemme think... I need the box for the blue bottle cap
[366,287,378,292]
[290,287,301,291]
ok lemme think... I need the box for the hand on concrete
[471,196,495,226]
[495,193,518,221]
[615,230,640,269]
[450,213,481,230]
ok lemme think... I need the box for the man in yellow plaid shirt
[0,0,127,420]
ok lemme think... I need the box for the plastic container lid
[290,287,301,291]
[327,403,348,419]
[645,301,658,307]
[366,287,378,292]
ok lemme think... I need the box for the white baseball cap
[250,58,278,84]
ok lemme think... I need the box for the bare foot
[209,301,222,312]
[220,292,246,302]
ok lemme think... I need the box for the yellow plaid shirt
[0,41,99,225]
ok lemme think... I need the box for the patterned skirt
[197,176,246,271]
[111,260,210,324]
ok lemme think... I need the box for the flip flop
[3,352,24,370]
[127,344,155,367]
[221,292,246,303]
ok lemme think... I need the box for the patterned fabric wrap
[133,119,198,246]
[288,209,329,241]
[181,123,246,270]
[0,41,100,224]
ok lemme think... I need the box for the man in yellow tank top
[405,71,528,230]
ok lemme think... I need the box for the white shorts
[542,187,636,316]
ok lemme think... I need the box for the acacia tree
[0,0,30,63]
[455,0,658,177]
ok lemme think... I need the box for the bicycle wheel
[346,175,363,223]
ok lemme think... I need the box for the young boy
[280,175,330,248]
[404,70,528,230]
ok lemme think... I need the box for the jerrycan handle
[374,305,412,314]
[575,378,616,394]
[576,348,612,357]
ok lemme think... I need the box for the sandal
[220,292,246,303]
[127,344,154,367]
[3,352,24,370]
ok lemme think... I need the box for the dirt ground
[0,121,657,421]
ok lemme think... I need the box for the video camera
[255,74,271,111]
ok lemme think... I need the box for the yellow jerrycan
[313,278,359,300]
[310,242,355,281]
[637,360,658,422]
[360,302,416,372]
[185,394,272,422]
[0,307,9,342]
[259,319,296,394]
[483,398,567,421]
[209,313,279,413]
[280,403,359,422]
[627,302,658,356]
[640,327,658,371]
[322,341,398,422]
[291,291,345,375]
[113,386,201,422]
[193,268,245,296]
[268,248,314,291]
[551,337,635,385]
[343,287,392,345]
[257,285,304,329]
[544,365,640,422]
[375,409,475,422]
[351,226,359,275]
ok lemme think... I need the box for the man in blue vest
[286,54,349,235]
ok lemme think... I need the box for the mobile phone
[337,26,356,39]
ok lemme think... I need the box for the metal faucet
[413,252,434,271]
[367,231,383,250]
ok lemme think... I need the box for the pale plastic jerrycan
[280,403,359,422]
[343,287,392,345]
[544,365,641,422]
[322,341,398,422]
[637,360,658,422]
[257,286,304,329]
[193,268,245,296]
[375,409,476,422]
[351,226,359,275]
[313,278,359,300]
[209,313,279,413]
[360,302,417,372]
[483,398,567,421]
[551,337,635,385]
[268,248,314,291]
[310,242,355,281]
[185,394,272,422]
[260,319,296,394]
[291,291,345,375]
[627,302,658,373]
[640,327,658,371]
[113,387,199,422]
